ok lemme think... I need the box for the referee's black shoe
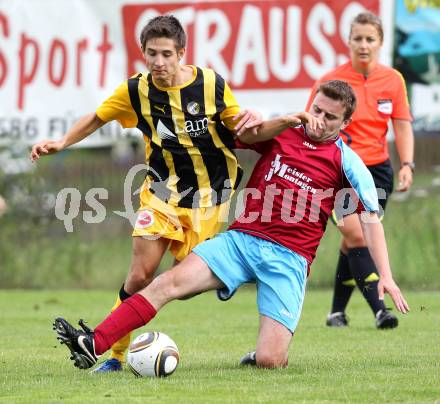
[375,309,398,329]
[326,312,349,327]
[53,317,99,369]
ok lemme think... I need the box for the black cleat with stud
[53,317,99,369]
[326,312,349,327]
[375,309,398,329]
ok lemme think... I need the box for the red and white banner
[0,0,391,146]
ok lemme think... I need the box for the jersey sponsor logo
[156,117,209,139]
[186,101,200,115]
[172,117,209,138]
[377,99,393,114]
[135,209,155,229]
[157,119,177,140]
[265,154,317,194]
[303,141,317,150]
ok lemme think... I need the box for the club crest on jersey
[135,210,154,229]
[186,101,200,115]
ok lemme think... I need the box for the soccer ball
[127,332,180,377]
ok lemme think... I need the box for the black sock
[347,247,386,315]
[119,283,132,302]
[331,251,355,313]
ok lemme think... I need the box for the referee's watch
[401,161,415,172]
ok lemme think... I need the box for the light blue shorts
[192,230,308,333]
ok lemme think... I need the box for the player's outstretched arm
[236,111,323,144]
[30,113,105,162]
[360,212,410,313]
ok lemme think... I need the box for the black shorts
[367,159,394,211]
[331,159,393,224]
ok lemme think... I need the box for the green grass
[1,289,439,402]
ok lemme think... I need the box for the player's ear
[341,118,352,130]
[177,47,185,61]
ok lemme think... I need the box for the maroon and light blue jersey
[230,125,379,266]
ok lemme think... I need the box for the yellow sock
[107,296,132,363]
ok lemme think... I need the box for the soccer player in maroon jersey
[53,80,409,369]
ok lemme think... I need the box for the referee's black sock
[330,251,355,313]
[347,247,386,315]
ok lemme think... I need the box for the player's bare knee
[256,350,288,369]
[125,268,154,293]
[343,232,365,248]
[150,270,181,302]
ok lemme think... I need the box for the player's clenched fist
[30,139,65,162]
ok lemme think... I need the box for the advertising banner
[394,0,440,135]
[1,0,388,147]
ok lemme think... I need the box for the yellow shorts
[132,188,230,261]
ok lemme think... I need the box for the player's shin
[93,294,157,355]
[108,285,132,362]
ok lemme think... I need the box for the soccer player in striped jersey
[31,15,260,372]
[54,80,409,370]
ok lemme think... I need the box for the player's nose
[360,39,369,48]
[154,55,165,66]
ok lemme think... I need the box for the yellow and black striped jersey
[96,66,243,208]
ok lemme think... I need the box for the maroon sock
[93,294,157,355]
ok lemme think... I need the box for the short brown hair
[349,11,384,43]
[140,15,187,52]
[316,80,357,121]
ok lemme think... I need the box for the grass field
[1,289,439,403]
